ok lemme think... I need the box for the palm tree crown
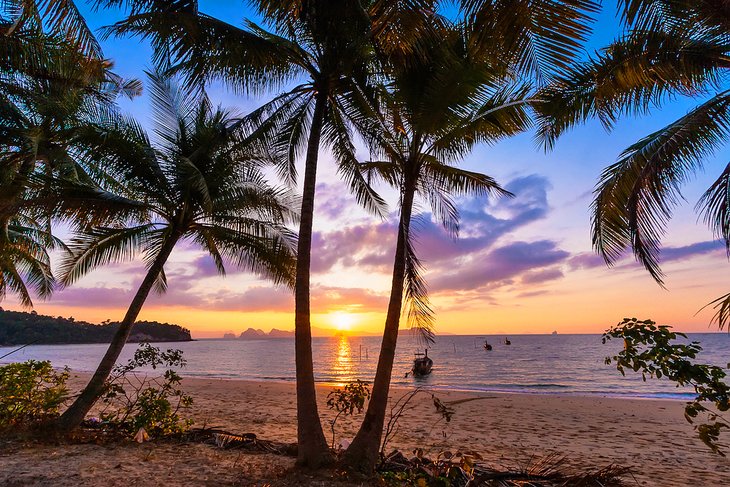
[61,73,298,290]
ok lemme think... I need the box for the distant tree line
[0,309,191,346]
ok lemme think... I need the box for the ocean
[2,333,729,400]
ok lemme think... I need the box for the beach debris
[378,450,630,486]
[185,427,296,456]
[214,431,257,448]
[134,427,149,443]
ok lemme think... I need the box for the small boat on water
[504,338,511,345]
[411,349,433,376]
[483,340,492,351]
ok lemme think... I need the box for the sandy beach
[1,374,726,486]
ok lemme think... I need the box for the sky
[5,1,730,337]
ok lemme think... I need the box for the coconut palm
[97,0,392,465]
[341,25,533,471]
[56,72,298,431]
[0,46,140,306]
[534,0,730,325]
[1,0,142,307]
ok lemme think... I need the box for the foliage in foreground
[603,318,730,454]
[0,360,69,429]
[327,379,371,449]
[93,343,193,438]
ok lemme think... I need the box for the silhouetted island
[0,308,192,345]
[234,327,294,339]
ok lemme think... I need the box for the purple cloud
[431,240,570,291]
[521,268,565,284]
[660,240,725,262]
[51,286,135,309]
[311,174,554,274]
[568,240,725,271]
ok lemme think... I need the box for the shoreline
[66,370,699,402]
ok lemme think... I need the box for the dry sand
[1,375,727,486]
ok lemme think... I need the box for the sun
[329,312,355,332]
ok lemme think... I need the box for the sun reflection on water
[330,335,356,385]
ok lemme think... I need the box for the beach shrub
[95,343,193,438]
[381,388,455,458]
[0,360,69,429]
[603,318,730,454]
[327,379,370,449]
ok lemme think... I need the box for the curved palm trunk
[294,88,333,467]
[56,233,180,432]
[343,177,416,472]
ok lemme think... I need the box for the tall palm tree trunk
[294,88,333,467]
[56,233,180,432]
[343,177,416,472]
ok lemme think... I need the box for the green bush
[97,343,193,438]
[0,360,69,428]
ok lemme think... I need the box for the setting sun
[329,312,355,332]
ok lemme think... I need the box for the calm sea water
[2,333,729,400]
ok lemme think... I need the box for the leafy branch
[326,380,370,449]
[603,318,730,454]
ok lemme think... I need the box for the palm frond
[423,161,512,199]
[0,254,36,307]
[592,91,730,283]
[3,0,102,58]
[403,231,435,344]
[197,224,296,288]
[146,69,204,149]
[462,0,600,81]
[325,101,389,218]
[102,10,303,94]
[536,28,728,148]
[151,266,167,294]
[60,223,159,287]
[697,161,730,252]
[701,291,730,331]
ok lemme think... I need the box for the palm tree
[0,46,140,306]
[1,0,142,307]
[342,25,533,471]
[98,0,389,465]
[534,0,730,325]
[56,73,298,431]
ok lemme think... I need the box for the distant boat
[411,349,433,376]
[552,330,558,335]
[483,340,492,351]
[504,338,511,345]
